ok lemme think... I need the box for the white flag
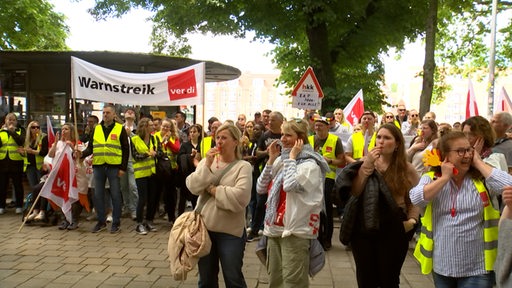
[39,147,78,223]
[494,87,512,113]
[343,89,364,126]
[465,79,479,118]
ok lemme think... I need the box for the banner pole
[70,57,80,143]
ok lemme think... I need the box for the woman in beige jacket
[186,123,252,288]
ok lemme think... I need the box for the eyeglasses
[385,116,394,119]
[450,147,475,157]
[398,109,406,112]
[31,126,40,129]
[410,114,419,117]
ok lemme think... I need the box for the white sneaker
[34,211,45,220]
[0,208,5,215]
[106,214,113,223]
[15,208,23,214]
[25,212,38,221]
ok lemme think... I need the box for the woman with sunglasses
[23,121,49,221]
[380,112,396,126]
[401,109,421,136]
[24,121,49,189]
[410,131,512,287]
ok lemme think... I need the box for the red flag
[465,79,479,119]
[343,89,364,126]
[39,147,78,223]
[494,87,512,113]
[46,116,55,148]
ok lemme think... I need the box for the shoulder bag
[168,160,239,281]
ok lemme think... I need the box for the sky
[49,0,278,74]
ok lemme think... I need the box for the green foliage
[89,0,429,113]
[0,0,69,50]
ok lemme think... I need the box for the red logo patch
[326,146,333,153]
[167,69,197,101]
[479,191,490,207]
[110,134,117,140]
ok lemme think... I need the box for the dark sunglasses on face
[31,126,40,129]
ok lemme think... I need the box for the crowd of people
[1,103,512,287]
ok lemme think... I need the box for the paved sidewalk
[0,208,434,287]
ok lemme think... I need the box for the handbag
[168,160,239,280]
[151,136,172,179]
[156,155,173,179]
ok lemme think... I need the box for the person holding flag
[47,123,80,230]
[0,113,26,215]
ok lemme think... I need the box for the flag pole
[18,191,44,232]
[487,0,498,118]
[70,57,80,145]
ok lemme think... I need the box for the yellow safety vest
[92,123,123,165]
[394,120,401,129]
[309,134,338,179]
[414,171,500,274]
[131,135,156,179]
[154,131,178,170]
[23,133,47,170]
[200,136,213,159]
[0,129,24,161]
[351,131,376,160]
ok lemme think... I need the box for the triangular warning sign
[291,67,324,98]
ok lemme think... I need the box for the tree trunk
[419,0,438,117]
[306,19,336,113]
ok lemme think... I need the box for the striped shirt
[410,168,512,277]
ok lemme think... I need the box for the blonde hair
[215,123,242,160]
[281,119,309,142]
[24,121,43,148]
[162,118,180,140]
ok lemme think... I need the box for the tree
[0,0,69,50]
[419,1,512,114]
[89,0,428,113]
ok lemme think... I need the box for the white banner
[71,56,205,106]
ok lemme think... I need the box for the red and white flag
[343,89,364,126]
[46,116,55,148]
[465,79,479,119]
[494,87,512,113]
[39,147,78,223]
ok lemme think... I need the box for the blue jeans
[198,230,247,288]
[26,165,41,190]
[93,165,122,225]
[433,272,494,288]
[120,160,138,214]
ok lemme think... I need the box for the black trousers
[350,208,413,288]
[0,171,24,208]
[319,178,335,247]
